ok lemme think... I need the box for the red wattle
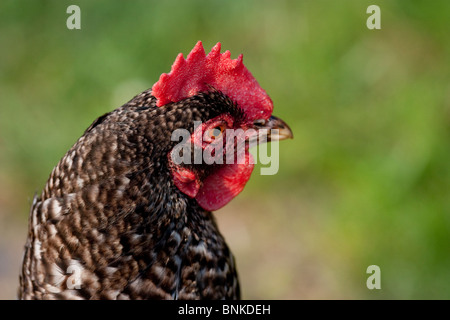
[195,153,254,211]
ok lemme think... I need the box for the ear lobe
[171,167,200,198]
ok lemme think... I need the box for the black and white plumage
[19,42,292,300]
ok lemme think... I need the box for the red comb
[151,41,273,121]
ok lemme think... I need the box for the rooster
[19,41,293,299]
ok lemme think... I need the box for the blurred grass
[1,0,449,299]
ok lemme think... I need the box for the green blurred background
[1,0,449,299]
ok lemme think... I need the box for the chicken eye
[206,125,225,141]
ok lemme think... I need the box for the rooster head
[151,41,293,211]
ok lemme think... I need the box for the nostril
[253,119,267,126]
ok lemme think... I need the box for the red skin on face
[158,42,272,211]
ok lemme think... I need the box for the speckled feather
[19,90,241,300]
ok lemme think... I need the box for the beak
[252,115,294,142]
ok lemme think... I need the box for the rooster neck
[19,89,241,299]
